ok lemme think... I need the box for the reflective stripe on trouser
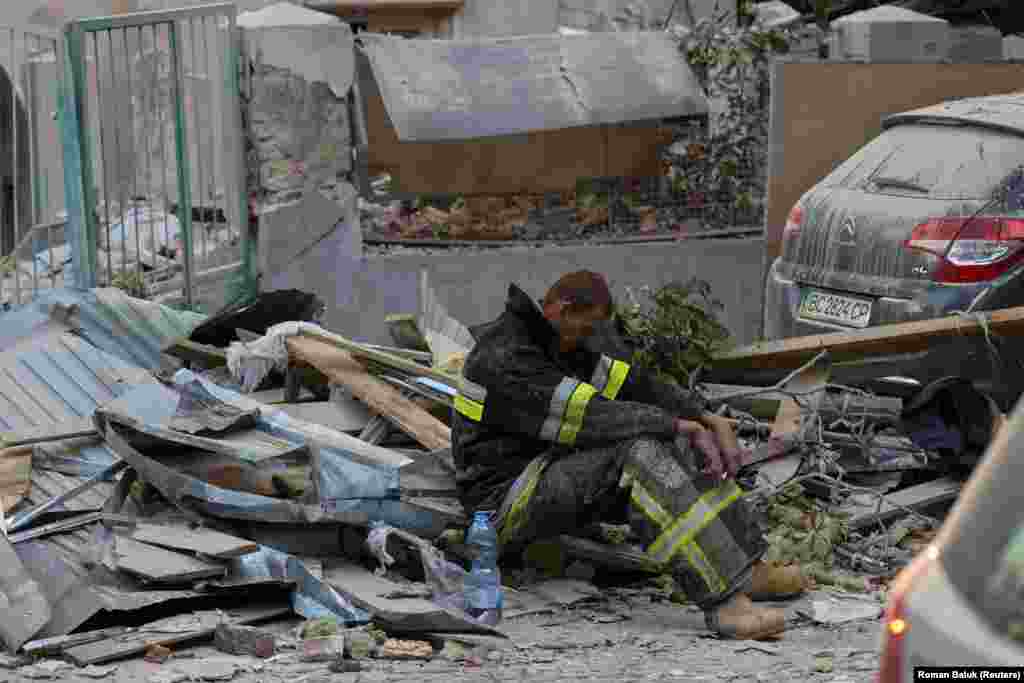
[620,437,764,608]
[495,453,555,546]
[492,437,766,608]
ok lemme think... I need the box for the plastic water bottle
[464,510,503,626]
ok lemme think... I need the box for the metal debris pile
[0,283,1016,680]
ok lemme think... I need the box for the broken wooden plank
[287,337,451,451]
[63,604,291,666]
[130,523,259,560]
[0,445,32,513]
[843,476,962,531]
[709,305,1024,378]
[0,532,51,651]
[113,535,227,584]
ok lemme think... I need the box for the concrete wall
[273,234,767,347]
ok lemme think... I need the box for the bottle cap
[474,510,494,522]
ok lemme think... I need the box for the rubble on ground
[359,180,711,244]
[0,282,1014,679]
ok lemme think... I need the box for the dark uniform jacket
[452,284,707,513]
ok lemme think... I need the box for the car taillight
[877,545,938,683]
[782,204,803,243]
[903,216,1024,283]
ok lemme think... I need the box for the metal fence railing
[61,3,250,311]
[0,27,67,309]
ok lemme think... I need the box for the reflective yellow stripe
[629,481,673,529]
[539,377,579,441]
[454,394,484,421]
[590,355,631,400]
[683,541,728,594]
[557,382,597,446]
[497,456,550,545]
[603,359,629,400]
[647,481,744,566]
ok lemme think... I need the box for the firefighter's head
[542,271,614,353]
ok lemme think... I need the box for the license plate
[799,290,872,328]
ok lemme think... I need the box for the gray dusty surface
[3,591,883,683]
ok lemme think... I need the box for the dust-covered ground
[5,589,883,683]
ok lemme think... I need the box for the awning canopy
[355,30,708,143]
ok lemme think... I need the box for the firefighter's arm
[592,353,706,421]
[457,343,678,448]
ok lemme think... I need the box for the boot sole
[705,612,787,641]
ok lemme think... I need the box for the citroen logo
[839,217,857,243]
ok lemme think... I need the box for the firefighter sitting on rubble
[452,270,806,640]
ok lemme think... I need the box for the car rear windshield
[820,123,1024,201]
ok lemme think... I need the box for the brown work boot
[705,593,786,640]
[748,561,808,602]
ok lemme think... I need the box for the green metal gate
[61,3,252,311]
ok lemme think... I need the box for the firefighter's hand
[673,418,705,436]
[692,428,728,481]
[701,414,745,480]
[675,419,726,480]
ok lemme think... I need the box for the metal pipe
[169,20,194,307]
[106,29,128,285]
[189,16,208,273]
[122,27,142,276]
[25,34,40,304]
[225,10,250,287]
[91,32,113,287]
[155,23,171,280]
[139,26,157,271]
[10,29,21,306]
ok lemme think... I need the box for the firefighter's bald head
[542,271,614,352]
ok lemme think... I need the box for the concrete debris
[344,631,375,659]
[2,283,1013,680]
[377,638,434,660]
[19,660,73,679]
[300,635,345,662]
[213,624,276,659]
[145,645,173,663]
[0,653,30,669]
[78,665,119,679]
[798,593,884,625]
[328,659,363,673]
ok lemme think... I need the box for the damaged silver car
[765,94,1024,406]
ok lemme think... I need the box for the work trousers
[494,436,766,610]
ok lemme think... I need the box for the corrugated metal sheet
[884,92,1024,134]
[0,287,206,370]
[356,31,708,142]
[0,331,156,435]
[16,522,201,638]
[24,467,114,512]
